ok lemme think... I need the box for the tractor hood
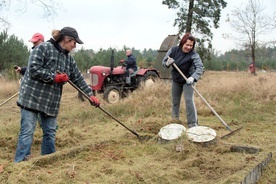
[90,66,125,76]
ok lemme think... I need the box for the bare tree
[226,0,276,74]
[0,0,61,28]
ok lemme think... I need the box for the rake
[172,63,242,138]
[0,92,19,108]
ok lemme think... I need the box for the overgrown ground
[0,71,275,184]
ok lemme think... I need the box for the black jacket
[125,54,137,71]
[162,46,204,84]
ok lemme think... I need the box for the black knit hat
[60,27,84,44]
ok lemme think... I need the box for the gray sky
[4,0,276,54]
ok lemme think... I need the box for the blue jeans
[171,80,198,128]
[14,108,57,163]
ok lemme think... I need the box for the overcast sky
[4,0,276,54]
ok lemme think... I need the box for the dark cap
[60,27,84,44]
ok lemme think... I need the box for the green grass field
[0,71,275,183]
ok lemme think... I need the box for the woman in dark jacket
[162,33,204,128]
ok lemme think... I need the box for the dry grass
[0,78,20,96]
[0,71,275,184]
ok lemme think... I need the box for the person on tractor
[120,49,138,84]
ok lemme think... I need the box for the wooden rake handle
[172,63,232,132]
[56,70,142,139]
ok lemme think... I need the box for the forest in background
[0,29,275,80]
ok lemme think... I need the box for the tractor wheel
[103,86,122,104]
[141,71,158,87]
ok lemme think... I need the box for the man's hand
[54,73,69,83]
[186,77,195,85]
[165,57,174,67]
[120,59,125,63]
[14,65,21,73]
[90,96,100,107]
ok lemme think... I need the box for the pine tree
[162,0,227,62]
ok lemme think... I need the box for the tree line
[0,30,159,79]
[207,47,276,71]
[1,29,275,80]
[71,45,276,72]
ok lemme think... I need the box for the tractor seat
[130,67,139,77]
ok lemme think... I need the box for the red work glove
[120,59,124,63]
[54,73,69,83]
[90,96,100,107]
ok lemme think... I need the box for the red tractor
[89,50,160,103]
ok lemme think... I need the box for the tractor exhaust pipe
[110,49,114,76]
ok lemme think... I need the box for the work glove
[90,96,100,107]
[186,77,195,85]
[165,57,174,67]
[54,73,69,83]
